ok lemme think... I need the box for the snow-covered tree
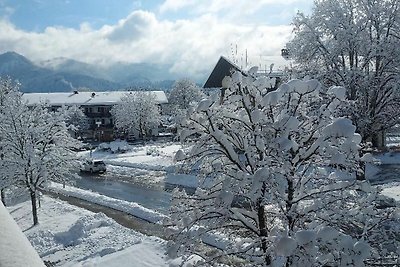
[168,71,399,266]
[0,76,20,206]
[58,105,90,139]
[0,94,78,225]
[169,79,204,110]
[286,0,400,147]
[111,92,161,140]
[166,79,204,124]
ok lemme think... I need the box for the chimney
[91,92,96,97]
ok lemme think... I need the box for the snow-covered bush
[146,147,161,156]
[167,71,400,266]
[97,140,131,154]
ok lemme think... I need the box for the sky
[0,0,312,81]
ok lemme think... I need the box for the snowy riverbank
[7,196,198,267]
[5,141,400,266]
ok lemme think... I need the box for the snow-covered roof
[0,202,46,267]
[203,56,284,88]
[22,91,168,106]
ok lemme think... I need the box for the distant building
[203,56,243,89]
[22,91,168,142]
[203,56,285,104]
[203,56,285,90]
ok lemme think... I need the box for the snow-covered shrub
[167,70,400,266]
[97,140,131,154]
[146,146,161,156]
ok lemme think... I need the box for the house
[21,91,168,142]
[203,56,285,104]
[203,56,243,89]
[203,56,285,90]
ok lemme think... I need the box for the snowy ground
[48,182,167,223]
[8,195,197,267]
[6,140,400,266]
[80,141,182,171]
[368,151,400,201]
[5,141,202,267]
[79,141,197,188]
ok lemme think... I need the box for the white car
[80,159,107,174]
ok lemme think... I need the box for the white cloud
[159,0,197,13]
[106,10,157,42]
[0,6,294,81]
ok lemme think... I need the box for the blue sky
[0,0,312,80]
[0,0,151,31]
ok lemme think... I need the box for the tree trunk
[256,181,272,265]
[30,190,39,225]
[286,177,295,231]
[257,201,271,265]
[1,188,6,206]
[371,132,384,149]
[357,160,366,181]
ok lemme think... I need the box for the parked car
[80,159,107,174]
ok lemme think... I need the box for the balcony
[84,112,112,118]
[89,123,114,130]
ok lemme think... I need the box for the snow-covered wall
[0,202,45,267]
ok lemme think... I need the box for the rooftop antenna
[245,49,248,68]
[235,44,238,64]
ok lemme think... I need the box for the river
[76,172,172,214]
[74,163,400,217]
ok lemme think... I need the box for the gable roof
[22,91,168,106]
[203,56,244,88]
[203,56,288,89]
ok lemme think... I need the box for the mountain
[39,57,112,81]
[40,57,176,85]
[0,52,178,93]
[0,52,122,92]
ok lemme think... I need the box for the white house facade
[22,91,168,141]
